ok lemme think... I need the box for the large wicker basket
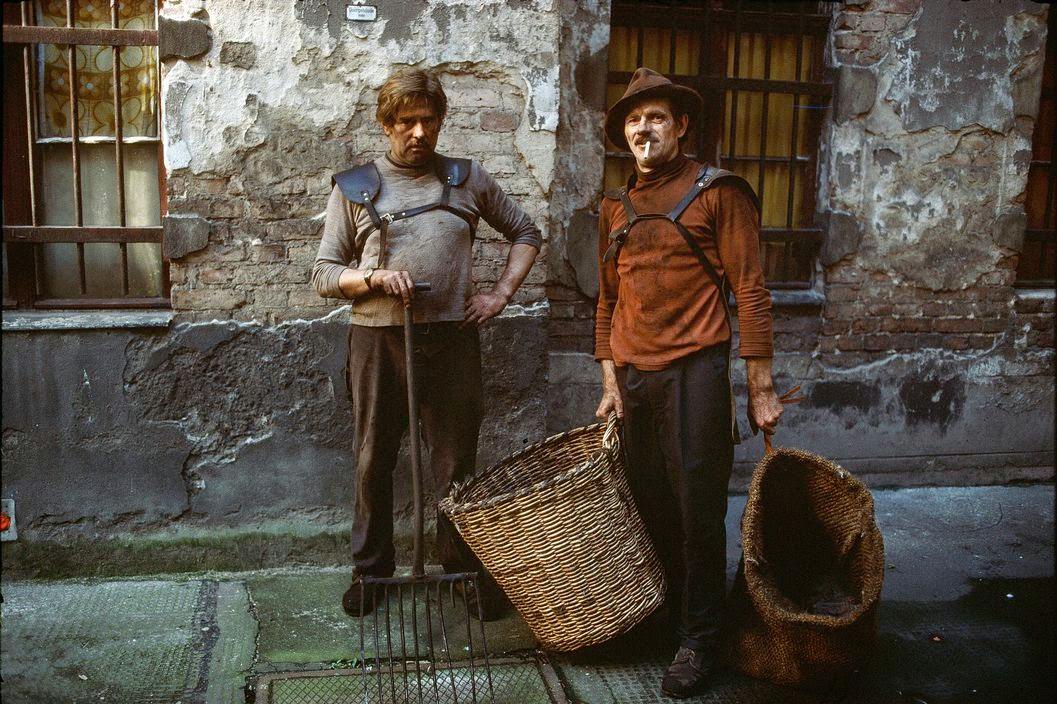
[438,415,666,652]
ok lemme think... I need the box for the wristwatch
[362,267,375,290]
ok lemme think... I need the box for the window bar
[20,2,42,302]
[782,4,811,283]
[758,2,773,207]
[785,4,806,231]
[112,0,129,295]
[153,4,170,300]
[726,0,744,169]
[635,2,644,70]
[698,0,714,165]
[20,2,39,228]
[66,0,86,294]
[667,0,676,76]
[1044,159,1056,234]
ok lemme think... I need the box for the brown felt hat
[604,67,703,151]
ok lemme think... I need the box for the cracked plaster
[822,1,1047,290]
[161,0,560,193]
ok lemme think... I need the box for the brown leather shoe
[660,647,711,698]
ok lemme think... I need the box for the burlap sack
[722,447,885,688]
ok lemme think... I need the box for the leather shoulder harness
[602,165,760,324]
[331,154,474,267]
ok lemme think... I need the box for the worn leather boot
[341,571,380,617]
[459,577,504,621]
[661,646,712,698]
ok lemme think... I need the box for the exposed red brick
[171,287,246,311]
[863,334,890,351]
[480,110,520,132]
[934,318,981,333]
[822,320,850,335]
[979,318,1008,333]
[836,335,864,351]
[256,244,287,262]
[852,318,880,334]
[198,267,231,285]
[1014,297,1045,314]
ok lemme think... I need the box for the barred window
[605,0,835,288]
[1015,7,1056,288]
[2,0,167,309]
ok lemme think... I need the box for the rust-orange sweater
[595,154,773,370]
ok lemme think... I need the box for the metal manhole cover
[255,656,564,704]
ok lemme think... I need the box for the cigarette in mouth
[643,141,651,159]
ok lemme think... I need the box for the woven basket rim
[740,445,885,626]
[440,420,613,517]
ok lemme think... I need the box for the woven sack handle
[752,386,805,454]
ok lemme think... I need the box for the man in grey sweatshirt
[312,67,541,619]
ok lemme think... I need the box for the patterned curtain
[37,0,157,139]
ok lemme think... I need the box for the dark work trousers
[617,342,735,654]
[346,321,483,577]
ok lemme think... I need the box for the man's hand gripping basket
[439,414,666,652]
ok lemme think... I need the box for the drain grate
[0,580,214,704]
[563,659,829,704]
[255,656,563,704]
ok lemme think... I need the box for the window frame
[1014,6,1056,289]
[1,0,168,310]
[606,0,836,289]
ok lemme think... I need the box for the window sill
[1013,288,1056,301]
[1,309,174,332]
[730,288,826,309]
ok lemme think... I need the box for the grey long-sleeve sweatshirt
[312,155,541,326]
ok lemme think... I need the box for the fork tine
[437,580,459,702]
[423,580,442,701]
[461,578,478,703]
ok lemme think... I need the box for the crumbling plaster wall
[545,0,612,430]
[804,0,1053,482]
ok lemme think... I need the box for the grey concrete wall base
[1,310,546,549]
[547,350,1055,485]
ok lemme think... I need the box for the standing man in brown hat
[312,67,541,619]
[594,67,783,697]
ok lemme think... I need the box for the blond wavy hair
[376,67,448,126]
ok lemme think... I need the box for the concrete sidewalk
[1,485,1053,703]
